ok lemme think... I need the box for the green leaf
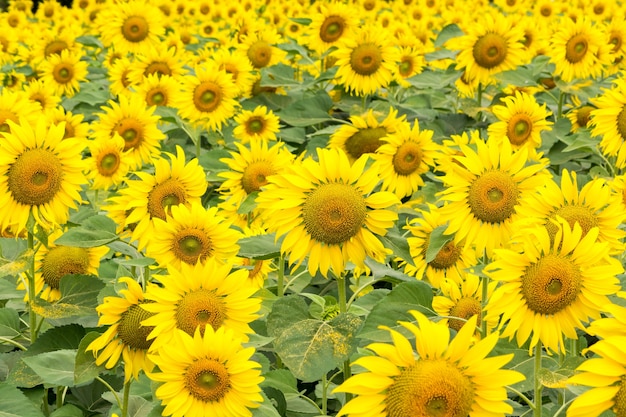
[380,227,414,266]
[4,351,44,388]
[75,35,104,49]
[261,369,299,395]
[0,381,46,417]
[49,404,83,417]
[424,225,453,263]
[25,324,85,357]
[364,258,413,282]
[237,233,281,260]
[237,191,259,214]
[252,390,283,417]
[434,23,463,47]
[0,249,33,279]
[22,349,77,387]
[0,308,20,338]
[260,63,299,88]
[408,69,460,90]
[266,295,310,338]
[58,274,105,307]
[277,92,335,127]
[112,257,156,267]
[0,276,27,299]
[54,215,118,247]
[75,332,106,385]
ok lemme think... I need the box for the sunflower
[38,49,88,98]
[447,12,526,86]
[141,260,261,348]
[92,94,165,169]
[333,310,524,417]
[590,79,626,169]
[0,90,42,133]
[329,108,406,163]
[404,204,478,289]
[98,0,165,55]
[236,26,287,70]
[126,44,186,86]
[393,45,425,88]
[87,277,156,382]
[148,326,263,417]
[305,1,360,55]
[566,103,596,132]
[210,48,256,98]
[515,169,625,255]
[485,219,623,354]
[487,90,553,152]
[23,79,61,114]
[173,64,238,132]
[105,146,207,250]
[331,25,400,96]
[256,147,400,278]
[0,118,87,232]
[46,107,90,141]
[604,17,626,66]
[146,203,242,269]
[232,105,281,143]
[549,16,610,83]
[232,226,275,290]
[86,135,133,191]
[436,137,551,257]
[107,56,134,98]
[371,119,439,198]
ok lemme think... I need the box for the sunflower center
[449,297,482,332]
[122,16,149,43]
[175,288,227,336]
[472,32,508,69]
[350,43,383,76]
[53,64,73,84]
[302,183,367,245]
[506,114,533,146]
[610,32,623,53]
[193,81,222,113]
[319,16,345,43]
[97,152,121,177]
[116,301,155,350]
[44,40,68,57]
[115,118,145,151]
[546,205,598,241]
[428,240,461,270]
[147,178,187,220]
[147,89,166,106]
[399,58,414,77]
[0,111,17,132]
[616,106,626,141]
[576,106,594,128]
[144,62,172,77]
[467,170,518,224]
[8,148,63,206]
[173,228,213,265]
[245,117,265,135]
[242,160,275,194]
[565,34,588,63]
[41,246,90,290]
[521,253,582,315]
[615,376,626,416]
[247,40,272,69]
[344,126,387,160]
[392,141,423,176]
[386,359,475,417]
[185,358,231,402]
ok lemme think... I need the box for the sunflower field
[2,0,626,416]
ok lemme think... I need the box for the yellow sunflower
[97,0,165,55]
[334,310,524,417]
[437,137,551,257]
[232,105,281,143]
[23,79,61,114]
[590,78,626,169]
[371,119,439,198]
[608,174,626,223]
[485,219,623,354]
[146,202,242,269]
[173,64,238,132]
[404,204,478,289]
[232,227,275,290]
[107,56,134,98]
[236,26,287,70]
[141,259,261,348]
[126,44,186,86]
[0,89,42,133]
[305,1,361,55]
[394,45,425,88]
[105,146,207,250]
[210,48,256,98]
[86,135,133,191]
[0,118,87,232]
[133,72,182,108]
[487,90,553,152]
[92,94,165,169]
[604,17,626,67]
[46,106,90,141]
[329,107,406,163]
[87,277,156,382]
[256,147,400,278]
[566,103,596,132]
[38,49,88,98]
[331,25,400,96]
[148,326,264,417]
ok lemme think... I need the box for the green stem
[477,82,483,108]
[56,386,64,409]
[95,377,122,411]
[336,274,352,403]
[321,372,328,416]
[0,336,27,351]
[27,231,38,344]
[195,135,201,159]
[121,380,131,417]
[276,253,285,297]
[42,389,50,416]
[557,91,566,119]
[506,385,535,409]
[534,341,543,417]
[481,275,489,337]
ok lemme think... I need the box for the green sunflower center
[193,81,222,113]
[97,152,121,177]
[506,114,533,146]
[173,228,213,265]
[398,58,414,77]
[245,117,265,135]
[185,358,231,402]
[247,40,272,69]
[117,301,156,350]
[610,31,623,53]
[449,297,482,332]
[386,359,475,417]
[53,63,73,84]
[8,148,63,206]
[350,43,383,76]
[147,90,166,106]
[344,126,388,160]
[565,33,589,64]
[428,240,461,270]
[115,118,145,151]
[176,289,226,336]
[122,15,149,43]
[521,253,582,315]
[302,183,367,245]
[146,178,187,220]
[319,16,345,43]
[392,141,423,176]
[546,205,598,241]
[467,170,518,224]
[242,160,275,194]
[41,246,90,289]
[472,32,508,69]
[576,106,594,128]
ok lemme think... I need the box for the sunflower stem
[321,372,328,415]
[557,91,565,119]
[96,376,122,411]
[534,341,543,417]
[56,386,64,409]
[276,253,285,297]
[27,230,38,344]
[480,275,489,337]
[0,336,27,351]
[336,274,352,402]
[476,82,483,109]
[121,380,131,417]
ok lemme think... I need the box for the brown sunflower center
[173,228,213,265]
[616,106,626,141]
[521,253,582,315]
[467,170,518,224]
[565,33,589,64]
[302,183,367,245]
[62,121,75,140]
[506,114,533,146]
[117,300,155,350]
[319,16,345,43]
[41,246,90,289]
[546,205,598,241]
[185,358,231,402]
[344,126,387,160]
[522,31,533,48]
[428,240,461,270]
[398,58,414,77]
[144,62,172,77]
[576,106,594,128]
[245,117,265,135]
[44,40,68,57]
[53,63,74,84]
[115,118,145,151]
[540,6,552,16]
[242,160,275,194]
[386,359,475,417]
[615,376,626,416]
[350,43,383,76]
[448,297,482,332]
[8,148,63,206]
[392,141,423,176]
[147,178,187,220]
[146,89,167,106]
[176,289,226,336]
[472,32,508,69]
[122,16,149,43]
[247,40,272,69]
[193,81,222,113]
[0,110,18,133]
[96,151,121,177]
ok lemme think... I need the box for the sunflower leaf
[424,225,453,263]
[22,349,78,387]
[237,233,282,260]
[0,308,21,338]
[54,215,118,248]
[74,332,106,386]
[0,381,45,417]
